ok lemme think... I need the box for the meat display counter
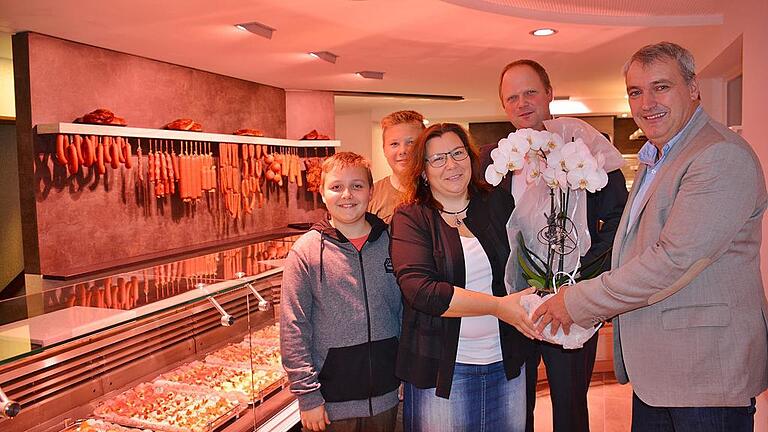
[0,232,305,432]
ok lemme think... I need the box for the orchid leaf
[516,232,547,274]
[527,278,545,289]
[523,244,548,270]
[576,249,612,281]
[518,252,543,281]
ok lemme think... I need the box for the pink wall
[24,34,287,136]
[709,0,768,428]
[285,90,335,140]
[14,33,330,276]
[741,7,768,430]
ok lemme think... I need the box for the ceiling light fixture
[309,51,339,64]
[333,90,463,101]
[356,71,385,80]
[235,21,276,39]
[530,28,557,37]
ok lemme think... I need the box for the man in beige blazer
[533,41,768,431]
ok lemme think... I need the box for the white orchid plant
[485,129,610,293]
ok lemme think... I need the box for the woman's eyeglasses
[425,147,469,168]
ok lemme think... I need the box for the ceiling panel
[0,0,730,118]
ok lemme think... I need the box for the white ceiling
[0,0,733,120]
[442,0,723,25]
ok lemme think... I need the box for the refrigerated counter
[0,232,303,432]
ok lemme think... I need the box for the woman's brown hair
[401,122,490,210]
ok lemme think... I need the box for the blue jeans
[403,362,526,432]
[631,392,757,432]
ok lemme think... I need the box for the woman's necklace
[440,201,470,226]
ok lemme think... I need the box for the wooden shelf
[36,123,340,147]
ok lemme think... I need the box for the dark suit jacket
[479,143,628,272]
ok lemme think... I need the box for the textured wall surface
[25,34,287,136]
[15,33,330,277]
[285,90,335,140]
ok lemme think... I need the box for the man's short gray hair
[623,42,697,83]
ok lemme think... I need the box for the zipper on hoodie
[356,242,375,417]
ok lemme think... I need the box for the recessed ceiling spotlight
[235,21,276,39]
[356,71,385,80]
[309,51,339,64]
[530,28,557,37]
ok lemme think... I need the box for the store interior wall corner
[0,123,24,297]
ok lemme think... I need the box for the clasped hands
[497,287,575,340]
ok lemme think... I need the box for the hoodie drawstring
[319,231,326,284]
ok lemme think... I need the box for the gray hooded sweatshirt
[280,213,402,421]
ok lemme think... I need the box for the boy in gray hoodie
[280,152,402,432]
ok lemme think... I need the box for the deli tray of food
[93,382,241,432]
[154,361,286,404]
[60,418,152,432]
[204,343,282,371]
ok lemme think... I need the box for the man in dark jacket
[481,59,628,432]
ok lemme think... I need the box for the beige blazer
[565,108,768,407]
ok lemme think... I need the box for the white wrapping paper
[521,293,600,349]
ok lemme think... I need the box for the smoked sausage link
[56,134,69,165]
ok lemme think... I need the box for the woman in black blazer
[390,123,537,432]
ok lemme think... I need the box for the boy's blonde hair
[380,110,425,133]
[320,152,374,189]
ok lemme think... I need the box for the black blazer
[390,187,533,398]
[479,143,628,272]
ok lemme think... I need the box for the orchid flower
[561,139,598,172]
[500,133,532,155]
[492,134,530,173]
[546,148,567,172]
[486,129,608,193]
[594,169,609,190]
[485,164,505,186]
[491,147,526,174]
[567,167,609,192]
[543,132,564,153]
[516,128,550,152]
[542,166,568,191]
[523,155,544,185]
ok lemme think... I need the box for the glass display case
[0,231,304,432]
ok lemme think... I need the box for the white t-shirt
[455,235,503,365]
